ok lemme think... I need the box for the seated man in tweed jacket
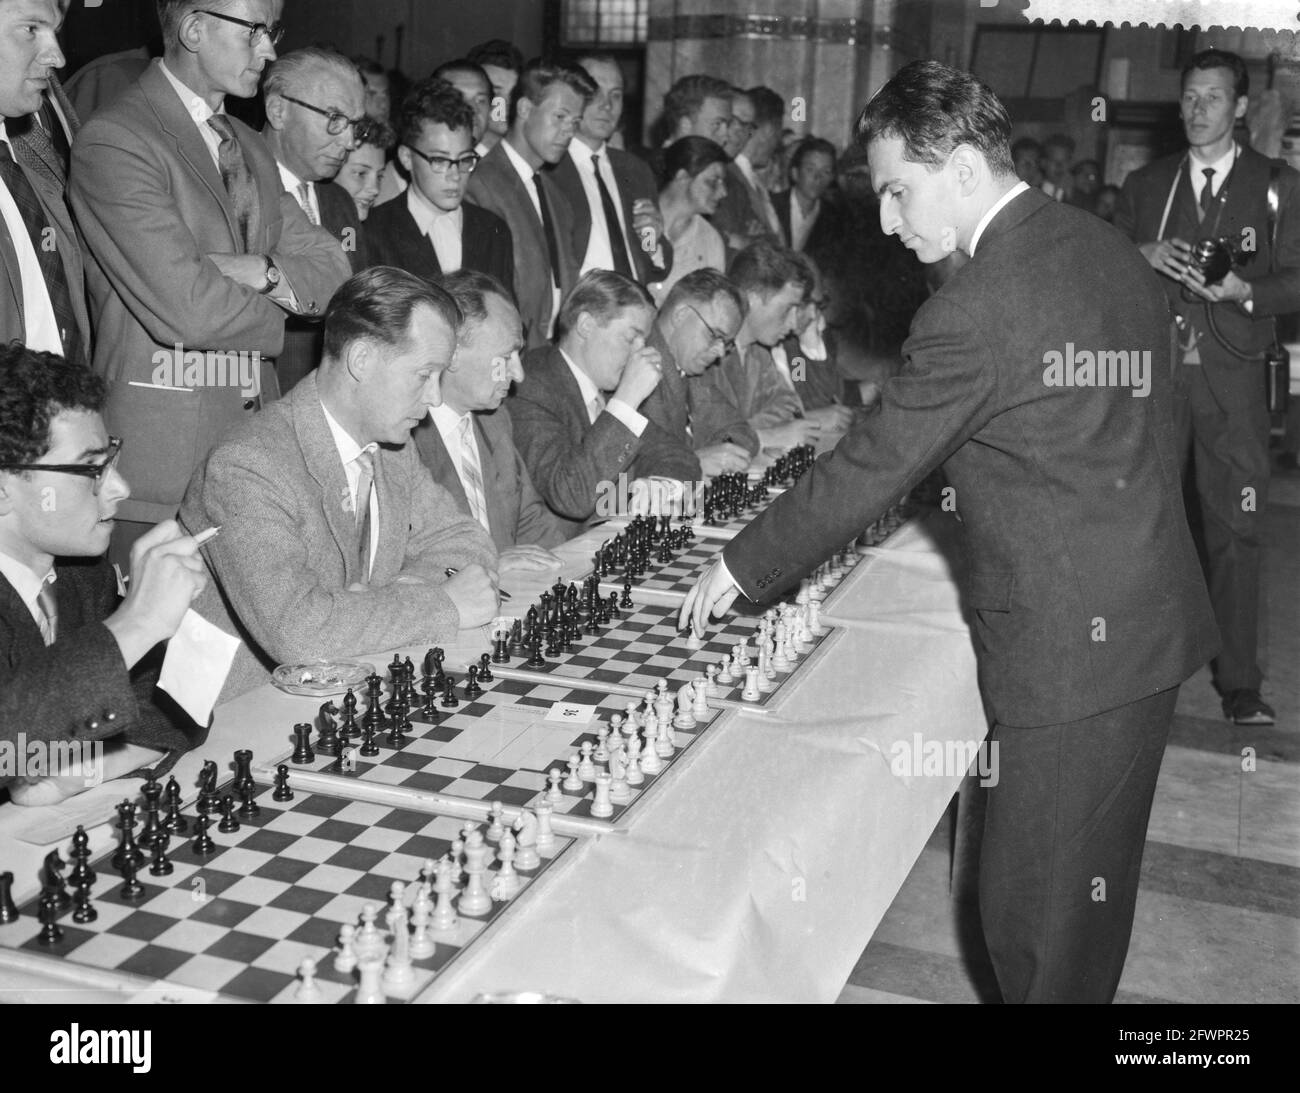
[181,268,498,700]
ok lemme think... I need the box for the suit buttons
[103,711,118,726]
[243,399,256,410]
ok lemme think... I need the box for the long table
[0,509,984,1003]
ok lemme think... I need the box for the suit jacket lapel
[556,153,592,254]
[371,445,406,582]
[473,415,508,547]
[0,569,43,658]
[291,375,364,582]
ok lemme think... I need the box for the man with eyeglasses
[263,47,370,393]
[0,343,210,807]
[366,77,514,293]
[1115,48,1300,728]
[712,86,784,252]
[68,0,351,568]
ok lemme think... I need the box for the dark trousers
[979,686,1178,1003]
[1174,362,1270,692]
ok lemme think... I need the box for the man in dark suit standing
[773,138,838,253]
[465,60,593,349]
[0,344,208,805]
[0,0,88,365]
[1115,49,1300,727]
[550,53,670,287]
[683,61,1218,1003]
[711,87,784,252]
[263,47,370,392]
[366,78,514,292]
[413,270,567,565]
[511,271,697,536]
[69,0,351,566]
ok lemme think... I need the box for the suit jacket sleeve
[686,368,762,456]
[630,418,705,480]
[724,294,998,601]
[744,346,805,429]
[498,409,570,549]
[398,442,499,585]
[1244,164,1300,318]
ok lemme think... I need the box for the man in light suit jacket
[0,1,88,365]
[511,271,698,536]
[180,269,498,701]
[1114,49,1300,727]
[68,1,351,563]
[366,77,514,291]
[263,47,371,393]
[683,62,1219,1004]
[549,54,670,286]
[413,270,567,561]
[465,60,593,349]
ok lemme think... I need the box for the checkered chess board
[0,781,573,1003]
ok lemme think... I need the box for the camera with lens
[1188,235,1250,286]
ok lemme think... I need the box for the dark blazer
[68,60,351,525]
[277,178,369,393]
[723,187,1219,728]
[1114,144,1300,394]
[465,142,580,349]
[0,558,203,792]
[413,404,567,552]
[711,160,780,249]
[549,145,671,284]
[511,344,698,536]
[8,76,79,190]
[365,195,515,291]
[771,188,838,255]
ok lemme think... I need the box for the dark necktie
[591,153,633,277]
[36,579,57,646]
[532,172,562,287]
[207,114,261,253]
[1198,167,1216,219]
[38,97,71,179]
[0,141,84,366]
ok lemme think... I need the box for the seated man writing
[413,270,568,568]
[181,268,498,699]
[0,345,208,805]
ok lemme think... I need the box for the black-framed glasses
[684,305,735,354]
[279,94,367,145]
[0,437,123,496]
[196,9,284,47]
[405,146,480,176]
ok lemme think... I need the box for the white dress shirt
[568,138,634,275]
[789,194,819,252]
[159,59,224,169]
[0,549,56,640]
[969,180,1030,257]
[559,348,646,435]
[407,186,463,273]
[429,402,490,528]
[1189,142,1237,207]
[502,138,563,323]
[0,123,62,354]
[321,402,379,575]
[278,162,320,225]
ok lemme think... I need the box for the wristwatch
[260,256,282,295]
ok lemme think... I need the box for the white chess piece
[638,717,663,774]
[656,709,675,758]
[513,810,541,870]
[356,904,385,960]
[590,771,614,817]
[741,666,762,702]
[296,957,324,1003]
[578,741,596,781]
[715,656,733,684]
[609,752,632,804]
[485,800,505,842]
[334,923,358,974]
[593,724,610,762]
[693,675,710,717]
[430,860,458,933]
[673,684,696,729]
[705,664,721,695]
[490,830,522,899]
[624,733,645,785]
[354,952,386,1004]
[534,798,556,850]
[458,831,493,916]
[382,898,414,990]
[563,755,583,791]
[547,768,564,802]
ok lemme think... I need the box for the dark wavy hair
[322,268,461,361]
[556,270,654,341]
[398,77,476,147]
[0,343,105,467]
[1182,49,1249,98]
[728,240,813,301]
[855,60,1015,177]
[660,136,728,189]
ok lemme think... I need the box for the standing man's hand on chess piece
[680,559,741,638]
[613,345,663,409]
[104,519,208,669]
[442,563,500,628]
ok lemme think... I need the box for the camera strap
[1266,159,1281,352]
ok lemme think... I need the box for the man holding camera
[1116,48,1300,726]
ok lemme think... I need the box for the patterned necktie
[591,154,633,277]
[296,180,319,226]
[588,393,606,424]
[354,449,374,581]
[0,141,83,366]
[458,416,491,532]
[36,579,57,646]
[1198,167,1216,219]
[207,114,261,252]
[38,97,71,177]
[532,172,562,286]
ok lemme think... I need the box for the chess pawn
[490,831,522,899]
[808,599,825,635]
[656,711,675,758]
[71,883,97,924]
[546,768,564,803]
[355,904,385,961]
[593,724,610,762]
[577,741,596,781]
[715,656,734,684]
[624,738,645,786]
[430,860,459,933]
[638,719,662,774]
[563,755,583,792]
[485,801,506,843]
[756,650,776,693]
[408,892,436,960]
[705,664,721,695]
[335,923,359,973]
[590,771,614,818]
[382,903,414,991]
[296,957,324,1004]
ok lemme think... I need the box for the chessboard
[260,674,726,832]
[0,774,574,1004]
[488,598,840,714]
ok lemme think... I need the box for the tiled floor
[841,466,1300,1004]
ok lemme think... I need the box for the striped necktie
[297,181,320,226]
[354,449,374,581]
[207,114,261,252]
[459,415,491,532]
[36,578,57,646]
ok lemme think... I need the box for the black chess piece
[384,655,403,716]
[272,764,294,801]
[217,795,240,833]
[608,591,621,619]
[0,871,18,924]
[491,634,509,664]
[197,759,220,815]
[464,664,481,699]
[112,801,144,872]
[233,749,258,814]
[36,891,62,945]
[359,721,379,757]
[386,709,405,747]
[291,723,315,764]
[621,576,633,608]
[191,812,216,856]
[478,653,494,683]
[237,779,260,818]
[118,859,145,901]
[441,677,458,708]
[338,690,358,748]
[71,883,97,924]
[68,826,96,890]
[163,776,188,834]
[430,649,447,691]
[149,833,174,876]
[138,774,163,851]
[316,700,340,756]
[527,633,546,667]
